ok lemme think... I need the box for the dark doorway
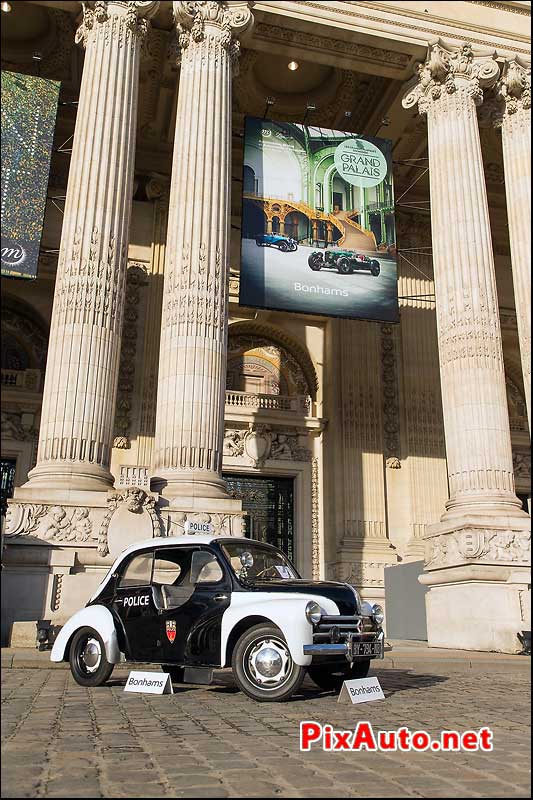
[223,474,295,562]
[1,458,16,517]
[332,192,343,211]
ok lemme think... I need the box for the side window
[192,551,223,584]
[152,548,224,587]
[153,557,183,586]
[118,553,153,588]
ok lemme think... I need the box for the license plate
[352,641,383,658]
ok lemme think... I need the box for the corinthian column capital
[494,57,531,122]
[75,1,160,48]
[403,41,500,116]
[173,1,253,68]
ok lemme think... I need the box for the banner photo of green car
[1,71,60,279]
[239,116,399,323]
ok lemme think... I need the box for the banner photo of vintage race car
[1,71,60,279]
[239,116,399,323]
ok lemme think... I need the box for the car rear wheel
[308,659,371,692]
[308,253,323,271]
[370,260,380,276]
[69,627,114,687]
[337,258,353,274]
[232,624,306,702]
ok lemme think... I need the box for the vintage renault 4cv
[51,536,384,702]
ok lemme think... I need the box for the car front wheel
[308,253,323,271]
[370,260,380,276]
[69,627,114,687]
[278,241,289,252]
[308,659,371,692]
[232,624,306,702]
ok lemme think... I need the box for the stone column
[403,42,530,653]
[152,1,253,505]
[22,1,159,493]
[495,59,531,428]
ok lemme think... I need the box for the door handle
[214,594,228,602]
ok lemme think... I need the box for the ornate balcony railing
[225,390,311,414]
[1,369,41,392]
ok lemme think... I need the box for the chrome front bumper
[303,631,384,662]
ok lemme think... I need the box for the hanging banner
[1,71,60,279]
[239,116,399,323]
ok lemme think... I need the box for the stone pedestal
[420,520,531,652]
[152,1,252,519]
[403,42,531,652]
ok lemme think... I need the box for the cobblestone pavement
[1,667,530,798]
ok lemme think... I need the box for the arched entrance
[223,323,320,576]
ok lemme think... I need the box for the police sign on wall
[239,117,399,323]
[1,71,60,279]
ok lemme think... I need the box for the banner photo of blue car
[239,116,399,323]
[1,71,60,279]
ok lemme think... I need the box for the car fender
[50,605,122,664]
[221,593,340,667]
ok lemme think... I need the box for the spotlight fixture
[381,116,391,126]
[32,51,43,62]
[1,1,12,12]
[306,102,316,112]
[344,111,352,118]
[288,61,299,71]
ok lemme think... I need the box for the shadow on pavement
[107,668,448,699]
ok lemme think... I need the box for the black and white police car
[51,536,384,702]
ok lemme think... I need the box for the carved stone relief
[380,324,401,468]
[113,263,148,448]
[4,503,97,544]
[98,487,163,557]
[425,528,531,569]
[222,425,312,467]
[167,511,245,538]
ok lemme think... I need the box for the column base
[151,469,231,501]
[442,493,527,520]
[420,514,531,652]
[22,462,114,493]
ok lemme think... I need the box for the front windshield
[221,541,300,582]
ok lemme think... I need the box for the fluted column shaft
[403,43,522,518]
[153,1,253,501]
[496,59,531,428]
[26,1,158,491]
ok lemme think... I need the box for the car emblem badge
[166,620,176,643]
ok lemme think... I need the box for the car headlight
[372,604,384,626]
[305,601,322,625]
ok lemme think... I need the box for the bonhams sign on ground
[239,117,399,323]
[1,71,60,279]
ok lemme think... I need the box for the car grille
[313,615,378,643]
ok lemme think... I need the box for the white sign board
[337,676,385,705]
[124,671,173,695]
[185,520,214,535]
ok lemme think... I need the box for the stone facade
[1,1,530,652]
